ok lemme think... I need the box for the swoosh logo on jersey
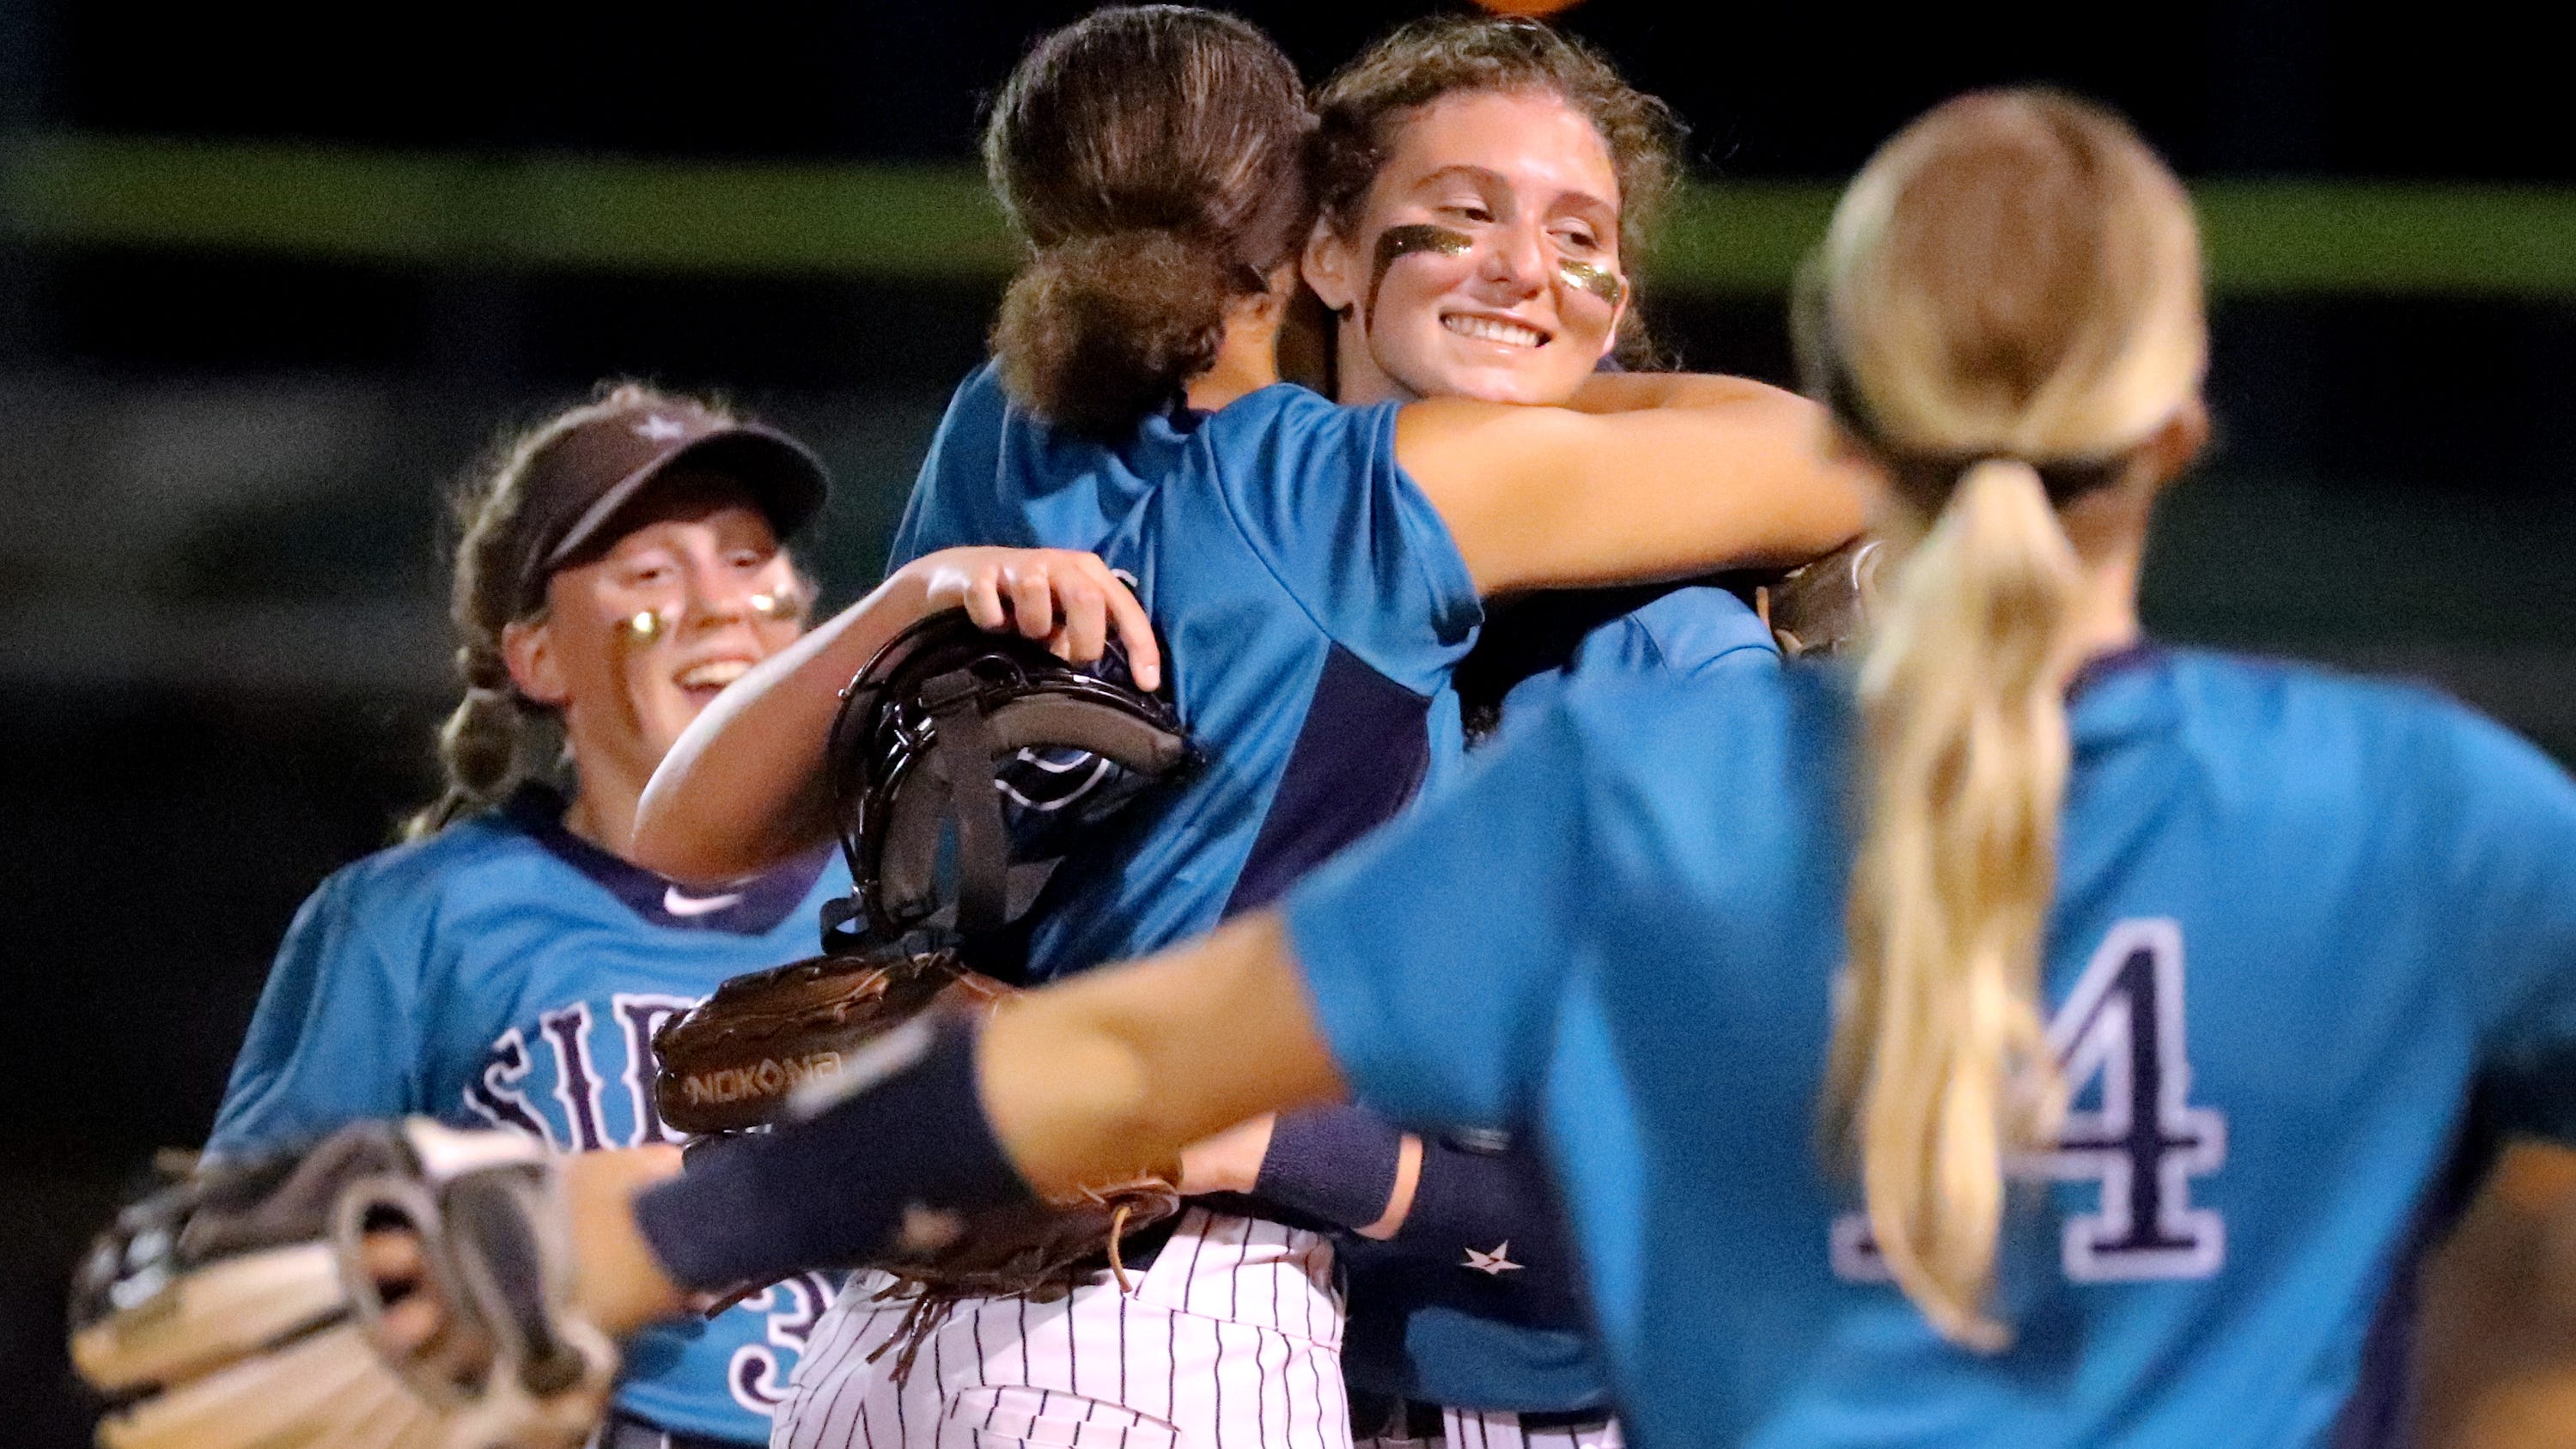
[663,885,745,917]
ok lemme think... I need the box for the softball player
[1249,22,1776,1449]
[629,10,1862,1449]
[1297,13,1781,731]
[210,384,1147,1449]
[591,87,2576,1449]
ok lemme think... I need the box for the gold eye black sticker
[1367,224,1474,320]
[619,609,668,644]
[1558,258,1625,307]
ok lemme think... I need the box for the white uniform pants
[777,1209,1349,1449]
[1356,1408,1621,1449]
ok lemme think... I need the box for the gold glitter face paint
[1367,223,1474,322]
[619,609,668,645]
[1557,258,1625,308]
[748,589,801,621]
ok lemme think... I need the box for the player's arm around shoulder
[1392,377,1870,597]
[635,546,1156,884]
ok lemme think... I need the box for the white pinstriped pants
[776,1209,1349,1449]
[1357,1409,1622,1449]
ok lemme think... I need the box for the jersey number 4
[1831,917,2228,1284]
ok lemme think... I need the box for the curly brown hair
[984,6,1313,438]
[1310,15,1685,360]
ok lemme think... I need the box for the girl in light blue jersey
[211,382,1150,1449]
[1175,22,1774,1449]
[568,88,2576,1449]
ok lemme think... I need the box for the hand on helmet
[911,548,1162,692]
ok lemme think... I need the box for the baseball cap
[511,399,831,613]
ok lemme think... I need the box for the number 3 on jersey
[1832,917,2228,1284]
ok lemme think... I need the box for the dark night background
[5,0,2576,1440]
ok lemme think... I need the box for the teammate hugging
[614,8,1860,1449]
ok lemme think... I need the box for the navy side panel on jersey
[1287,648,2576,1449]
[887,363,1480,977]
[210,787,851,1445]
[1336,582,1781,1415]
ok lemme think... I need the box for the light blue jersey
[1495,584,1778,727]
[1343,583,1780,1414]
[888,362,1482,977]
[1287,648,2576,1449]
[211,786,852,1445]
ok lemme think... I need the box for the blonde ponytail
[1806,89,2207,1348]
[1830,459,2085,1346]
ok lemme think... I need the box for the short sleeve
[2447,709,2576,1142]
[1498,586,1777,725]
[1283,697,1598,1130]
[207,868,428,1154]
[1205,389,1483,694]
[1633,586,1781,680]
[888,364,1024,569]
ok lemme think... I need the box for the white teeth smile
[1444,314,1547,348]
[677,660,752,690]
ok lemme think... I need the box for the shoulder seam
[1196,390,1351,646]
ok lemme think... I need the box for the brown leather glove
[650,947,1180,1379]
[862,1172,1184,1376]
[652,947,1008,1136]
[1759,536,1886,659]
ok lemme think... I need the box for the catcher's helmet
[824,612,1191,954]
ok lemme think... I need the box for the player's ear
[1302,217,1358,316]
[2140,395,2210,491]
[502,617,569,707]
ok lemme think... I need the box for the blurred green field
[9,131,2576,296]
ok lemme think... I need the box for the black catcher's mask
[821,612,1191,961]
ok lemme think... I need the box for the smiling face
[1306,88,1628,407]
[502,474,808,794]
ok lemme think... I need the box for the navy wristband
[633,1013,1036,1293]
[1251,1105,1407,1233]
[1394,1137,1550,1255]
[1392,1138,1583,1315]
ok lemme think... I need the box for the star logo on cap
[1462,1241,1522,1276]
[635,414,689,442]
